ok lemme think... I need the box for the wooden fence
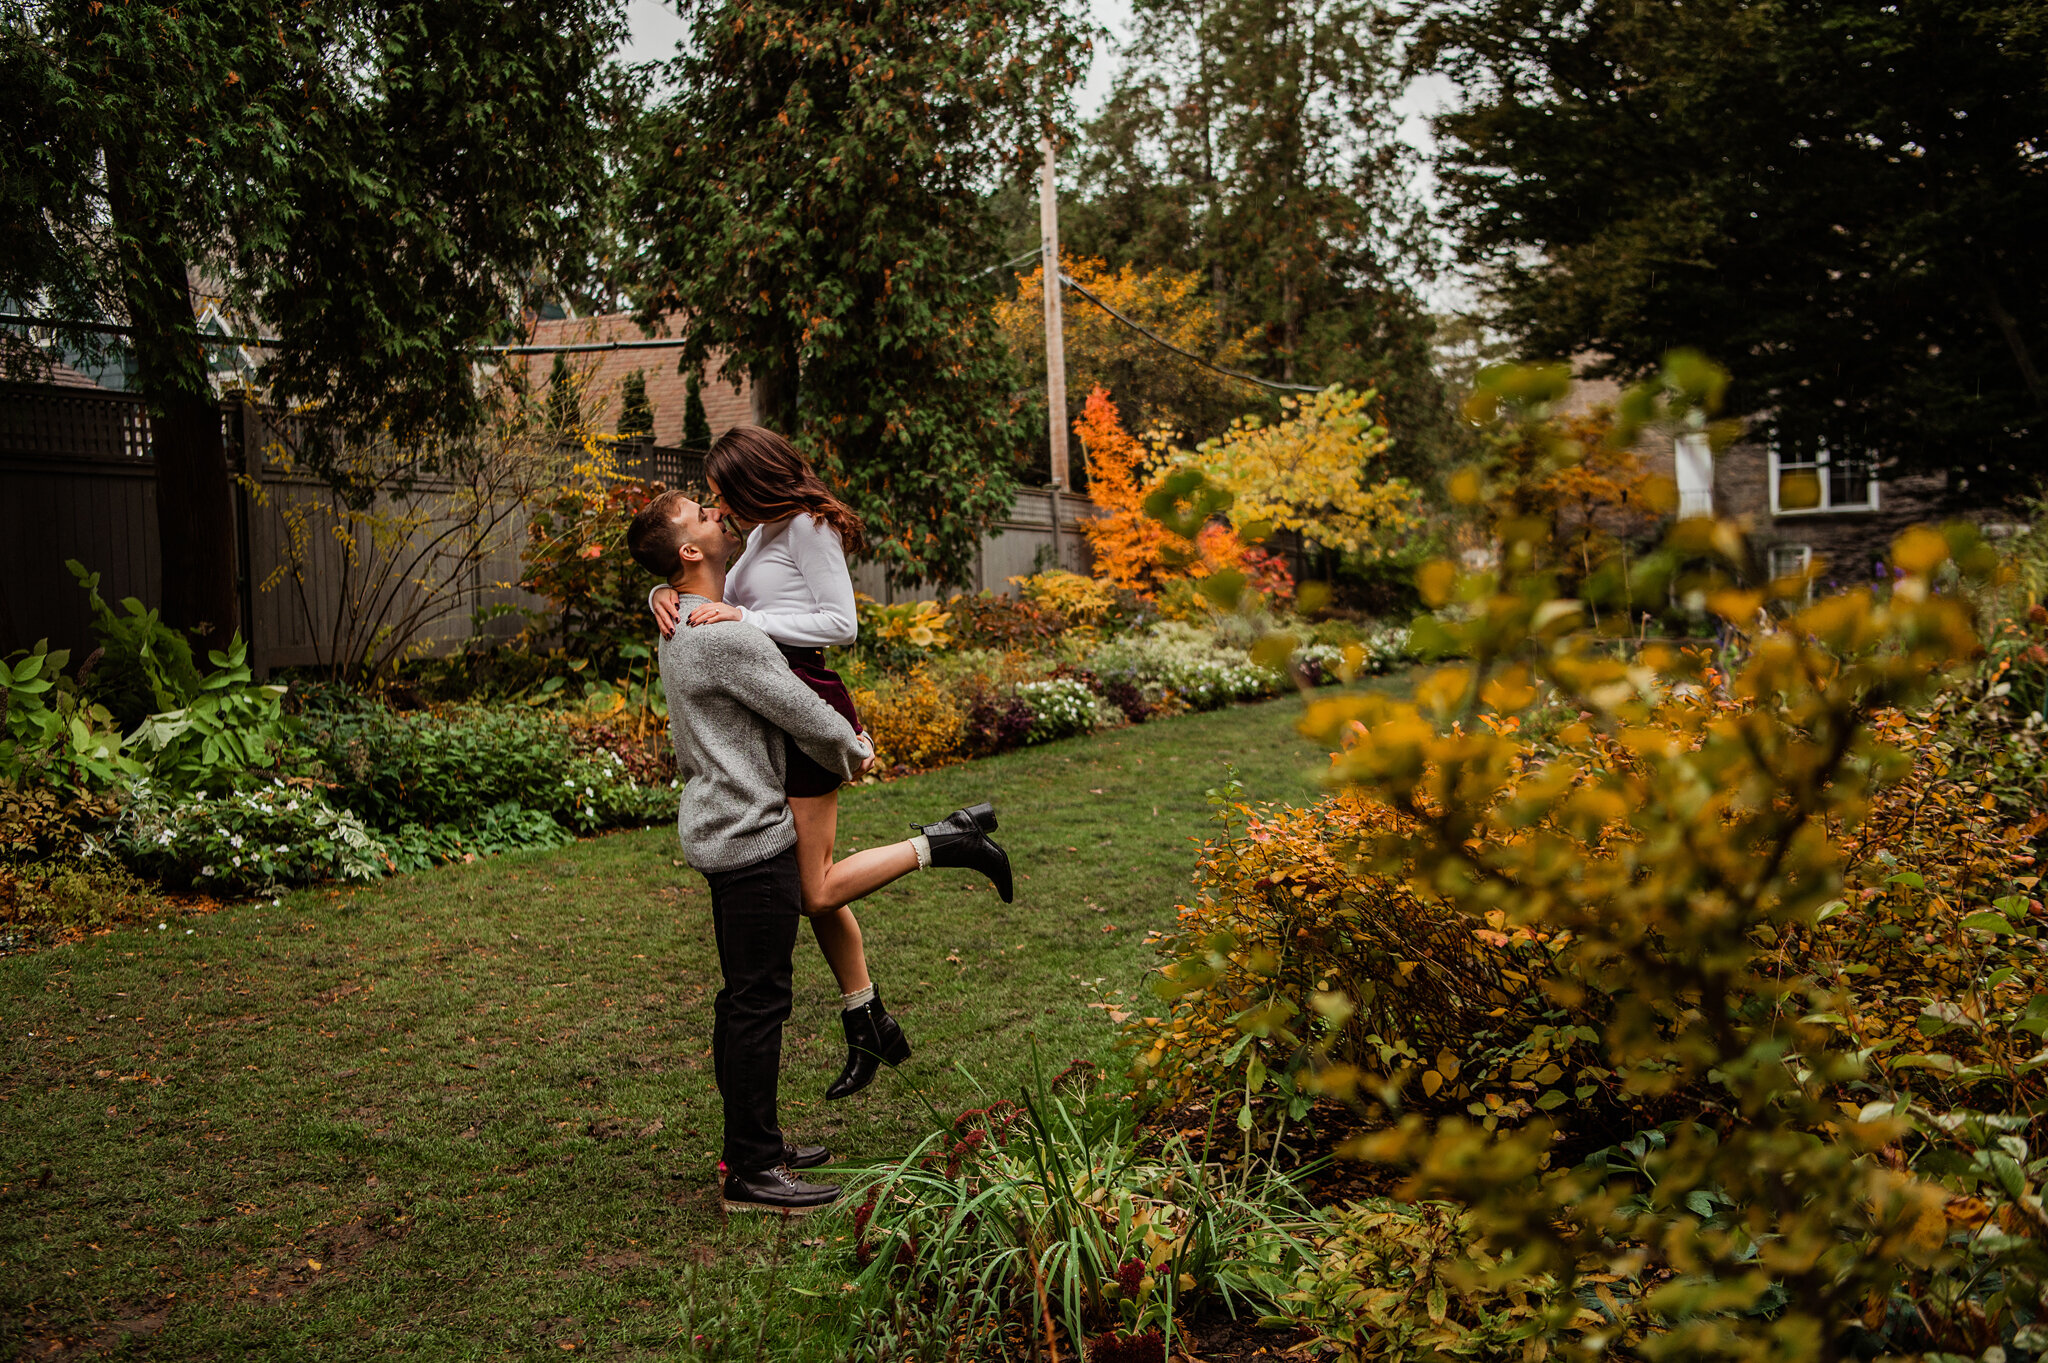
[1,381,1097,670]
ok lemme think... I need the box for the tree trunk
[1979,278,2046,411]
[106,148,240,649]
[747,337,802,432]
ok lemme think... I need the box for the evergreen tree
[1,0,628,643]
[1419,0,2048,494]
[618,368,654,437]
[631,0,1091,586]
[681,369,712,450]
[546,354,583,435]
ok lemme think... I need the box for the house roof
[517,312,753,448]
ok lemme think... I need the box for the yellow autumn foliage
[1179,387,1415,555]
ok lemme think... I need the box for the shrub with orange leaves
[1134,354,2048,1359]
[1073,386,1183,597]
[1073,387,1283,600]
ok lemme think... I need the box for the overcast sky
[614,0,1449,143]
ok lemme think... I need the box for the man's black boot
[914,803,1013,903]
[825,993,912,1101]
[785,1141,830,1170]
[722,1164,841,1215]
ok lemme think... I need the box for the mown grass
[1,695,1349,1360]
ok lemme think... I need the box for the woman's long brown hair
[705,425,865,551]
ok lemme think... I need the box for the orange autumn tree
[1074,386,1244,596]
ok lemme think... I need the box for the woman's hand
[650,586,681,639]
[686,602,744,627]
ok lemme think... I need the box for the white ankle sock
[841,983,877,1012]
[910,833,932,869]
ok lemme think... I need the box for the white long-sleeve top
[652,512,859,648]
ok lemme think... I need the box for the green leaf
[1536,1089,1567,1110]
[1961,911,2015,935]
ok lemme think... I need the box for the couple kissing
[626,425,1013,1215]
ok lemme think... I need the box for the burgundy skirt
[778,643,864,798]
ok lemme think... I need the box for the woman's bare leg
[789,792,920,993]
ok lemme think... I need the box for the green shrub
[0,859,154,931]
[114,778,389,894]
[1,641,138,789]
[0,779,151,928]
[379,801,578,872]
[121,634,308,794]
[1087,622,1284,712]
[66,560,203,731]
[1013,677,1111,742]
[311,705,572,828]
[1270,1201,1599,1360]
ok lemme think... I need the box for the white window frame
[1768,439,1879,516]
[1674,432,1714,518]
[1768,544,1812,580]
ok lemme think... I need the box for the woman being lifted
[650,425,1012,1099]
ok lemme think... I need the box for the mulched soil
[1182,1308,1313,1361]
[1135,1098,1404,1207]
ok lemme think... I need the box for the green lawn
[1,696,1340,1360]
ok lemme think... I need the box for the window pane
[1778,467,1822,510]
[1675,434,1713,517]
[1829,453,1873,508]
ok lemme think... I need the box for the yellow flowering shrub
[1180,387,1415,555]
[853,665,966,770]
[1011,571,1122,631]
[858,595,955,650]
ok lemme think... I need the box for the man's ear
[677,539,705,566]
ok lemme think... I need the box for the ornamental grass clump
[840,1078,1319,1359]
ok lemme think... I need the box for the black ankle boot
[825,992,913,1101]
[915,803,1012,903]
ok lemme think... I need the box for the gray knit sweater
[657,595,872,872]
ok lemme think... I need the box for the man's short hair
[627,490,691,576]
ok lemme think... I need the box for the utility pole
[1038,136,1069,574]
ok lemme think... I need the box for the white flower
[285,800,299,812]
[156,830,174,846]
[199,865,216,877]
[232,856,242,867]
[277,845,289,854]
[228,834,244,849]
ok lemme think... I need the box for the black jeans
[704,845,802,1174]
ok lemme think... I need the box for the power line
[1053,275,1326,395]
[978,249,1042,279]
